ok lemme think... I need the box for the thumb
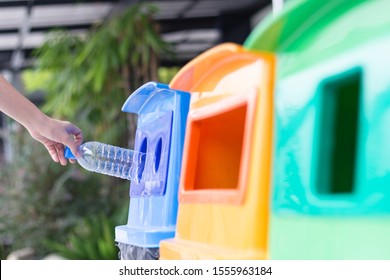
[63,135,81,158]
[63,124,83,157]
[68,145,80,159]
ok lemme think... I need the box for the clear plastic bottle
[64,141,146,181]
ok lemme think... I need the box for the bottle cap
[64,146,76,159]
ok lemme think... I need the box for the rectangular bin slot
[186,104,247,191]
[317,69,361,194]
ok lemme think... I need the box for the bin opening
[154,138,163,173]
[317,68,361,194]
[137,137,148,181]
[184,103,247,191]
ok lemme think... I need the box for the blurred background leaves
[0,3,177,259]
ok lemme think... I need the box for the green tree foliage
[0,3,171,259]
[44,212,126,260]
[34,3,171,146]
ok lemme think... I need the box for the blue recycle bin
[115,82,190,260]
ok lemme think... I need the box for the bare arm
[0,74,83,165]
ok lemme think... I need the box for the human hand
[28,115,83,166]
[0,74,82,164]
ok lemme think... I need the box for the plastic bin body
[159,43,275,259]
[115,82,190,259]
[246,0,390,259]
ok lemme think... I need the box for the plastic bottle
[64,141,146,181]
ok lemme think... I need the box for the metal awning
[0,0,272,71]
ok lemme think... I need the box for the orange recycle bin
[159,43,275,259]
